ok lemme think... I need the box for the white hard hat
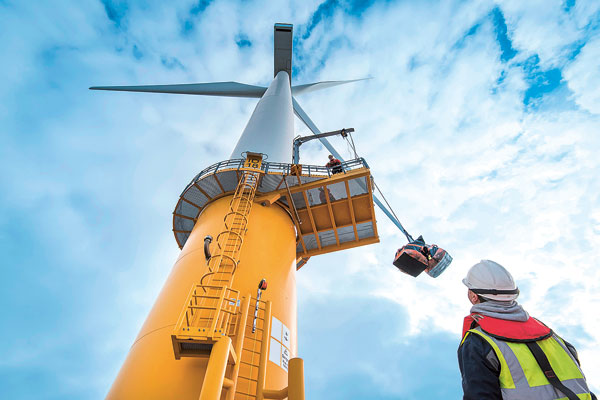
[462,260,519,301]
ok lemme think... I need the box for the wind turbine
[92,23,441,400]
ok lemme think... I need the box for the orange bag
[393,236,430,277]
[393,236,452,278]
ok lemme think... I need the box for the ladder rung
[240,360,260,367]
[241,348,261,355]
[241,343,261,351]
[235,390,256,397]
[237,376,258,383]
[241,355,260,364]
[191,294,222,299]
[246,325,263,332]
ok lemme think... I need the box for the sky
[1,0,599,399]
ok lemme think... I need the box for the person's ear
[468,290,479,304]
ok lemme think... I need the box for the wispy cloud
[1,0,599,398]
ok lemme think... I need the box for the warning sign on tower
[269,316,291,372]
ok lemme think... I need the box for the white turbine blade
[292,96,411,237]
[89,81,267,98]
[291,78,371,96]
[292,97,344,160]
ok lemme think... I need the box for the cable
[372,178,414,242]
[348,132,359,159]
[344,131,359,159]
[341,130,413,242]
[345,139,353,159]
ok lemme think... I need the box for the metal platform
[276,168,379,259]
[171,284,240,360]
[173,158,371,249]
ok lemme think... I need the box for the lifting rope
[343,132,414,243]
[346,130,359,160]
[372,178,414,243]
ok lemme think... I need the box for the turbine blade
[292,96,411,237]
[291,78,371,96]
[292,97,344,160]
[89,81,267,98]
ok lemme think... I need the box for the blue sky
[1,0,600,399]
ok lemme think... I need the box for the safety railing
[173,285,240,346]
[200,170,261,288]
[181,157,369,196]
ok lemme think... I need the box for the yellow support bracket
[260,358,305,400]
[262,387,289,399]
[255,192,281,207]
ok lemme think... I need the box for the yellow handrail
[198,337,232,400]
[256,301,272,400]
[225,294,251,400]
[261,358,305,400]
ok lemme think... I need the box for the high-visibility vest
[461,324,592,400]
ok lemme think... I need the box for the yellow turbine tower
[92,23,401,400]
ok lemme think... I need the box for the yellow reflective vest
[462,327,592,400]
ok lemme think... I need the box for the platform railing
[172,285,240,353]
[181,157,369,195]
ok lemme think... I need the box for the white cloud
[293,0,600,389]
[497,0,598,68]
[564,34,600,114]
[2,0,600,397]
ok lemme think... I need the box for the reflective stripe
[466,329,592,400]
[501,379,591,400]
[466,329,516,389]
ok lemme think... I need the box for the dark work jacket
[458,329,597,400]
[458,332,502,400]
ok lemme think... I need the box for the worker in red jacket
[325,154,342,174]
[458,260,596,400]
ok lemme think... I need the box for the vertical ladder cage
[171,153,305,400]
[172,153,264,350]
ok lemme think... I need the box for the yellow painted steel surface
[288,358,305,400]
[106,195,297,399]
[199,337,232,400]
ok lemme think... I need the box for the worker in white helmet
[458,260,596,400]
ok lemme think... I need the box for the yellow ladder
[201,169,261,289]
[233,296,269,400]
[171,167,262,347]
[172,153,305,400]
[171,154,265,399]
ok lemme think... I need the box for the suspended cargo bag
[393,236,430,277]
[393,236,453,278]
[424,245,453,278]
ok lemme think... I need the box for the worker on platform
[458,260,596,400]
[318,186,335,203]
[325,154,343,174]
